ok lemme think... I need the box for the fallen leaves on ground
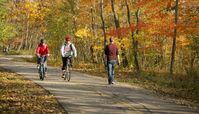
[0,67,66,114]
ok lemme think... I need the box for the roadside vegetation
[0,0,198,109]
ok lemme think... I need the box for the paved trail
[0,55,198,114]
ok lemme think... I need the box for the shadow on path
[0,55,199,114]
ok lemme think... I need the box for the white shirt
[60,42,77,57]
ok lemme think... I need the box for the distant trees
[2,0,198,74]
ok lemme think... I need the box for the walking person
[60,35,77,78]
[105,37,120,85]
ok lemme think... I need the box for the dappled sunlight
[0,56,199,114]
[1,0,199,113]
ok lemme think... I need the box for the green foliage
[0,22,16,41]
[187,34,199,51]
[0,0,16,42]
[45,4,74,59]
[0,0,6,5]
[186,68,199,81]
[0,0,198,106]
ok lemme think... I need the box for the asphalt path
[0,55,198,114]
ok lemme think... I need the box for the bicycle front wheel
[64,67,71,81]
[39,65,45,80]
[66,70,71,81]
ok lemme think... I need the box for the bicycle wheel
[64,66,71,81]
[64,70,66,80]
[39,64,45,80]
[66,69,71,81]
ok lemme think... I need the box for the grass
[0,67,66,114]
[7,50,35,55]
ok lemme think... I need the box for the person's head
[65,35,72,43]
[109,37,114,43]
[40,38,45,44]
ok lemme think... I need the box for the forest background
[0,0,199,106]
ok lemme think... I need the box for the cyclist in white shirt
[60,35,77,77]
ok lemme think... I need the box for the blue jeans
[107,60,116,84]
[37,56,47,72]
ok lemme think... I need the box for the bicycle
[38,56,46,80]
[63,56,72,81]
[3,48,8,55]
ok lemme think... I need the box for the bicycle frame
[64,57,71,81]
[39,56,46,80]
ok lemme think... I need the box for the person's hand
[47,54,50,57]
[37,54,40,57]
[74,55,77,58]
[105,62,107,68]
[117,61,120,66]
[117,55,120,66]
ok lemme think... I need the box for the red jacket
[105,43,118,61]
[36,43,49,56]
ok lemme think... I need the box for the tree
[100,0,108,67]
[0,0,16,46]
[100,0,107,50]
[170,0,179,74]
[110,0,120,29]
[125,0,140,72]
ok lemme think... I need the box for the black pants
[62,57,72,70]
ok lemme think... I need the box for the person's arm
[116,47,120,65]
[60,44,65,57]
[71,44,77,57]
[117,55,120,65]
[105,45,108,56]
[104,45,108,66]
[36,45,40,57]
[46,45,50,56]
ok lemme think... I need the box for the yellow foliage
[94,45,103,51]
[75,28,91,38]
[120,37,131,49]
[177,35,191,46]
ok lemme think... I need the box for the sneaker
[37,64,39,69]
[111,82,115,84]
[62,70,65,78]
[62,74,65,78]
[44,72,47,77]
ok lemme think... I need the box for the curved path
[0,55,198,114]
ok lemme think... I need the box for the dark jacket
[105,43,118,61]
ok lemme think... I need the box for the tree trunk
[24,21,29,50]
[100,0,107,67]
[17,36,24,51]
[91,7,96,38]
[170,0,179,74]
[111,0,129,67]
[100,0,107,50]
[28,34,33,50]
[190,51,197,69]
[110,0,120,29]
[90,4,98,63]
[67,0,78,34]
[125,0,140,72]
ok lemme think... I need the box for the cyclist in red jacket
[36,39,49,74]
